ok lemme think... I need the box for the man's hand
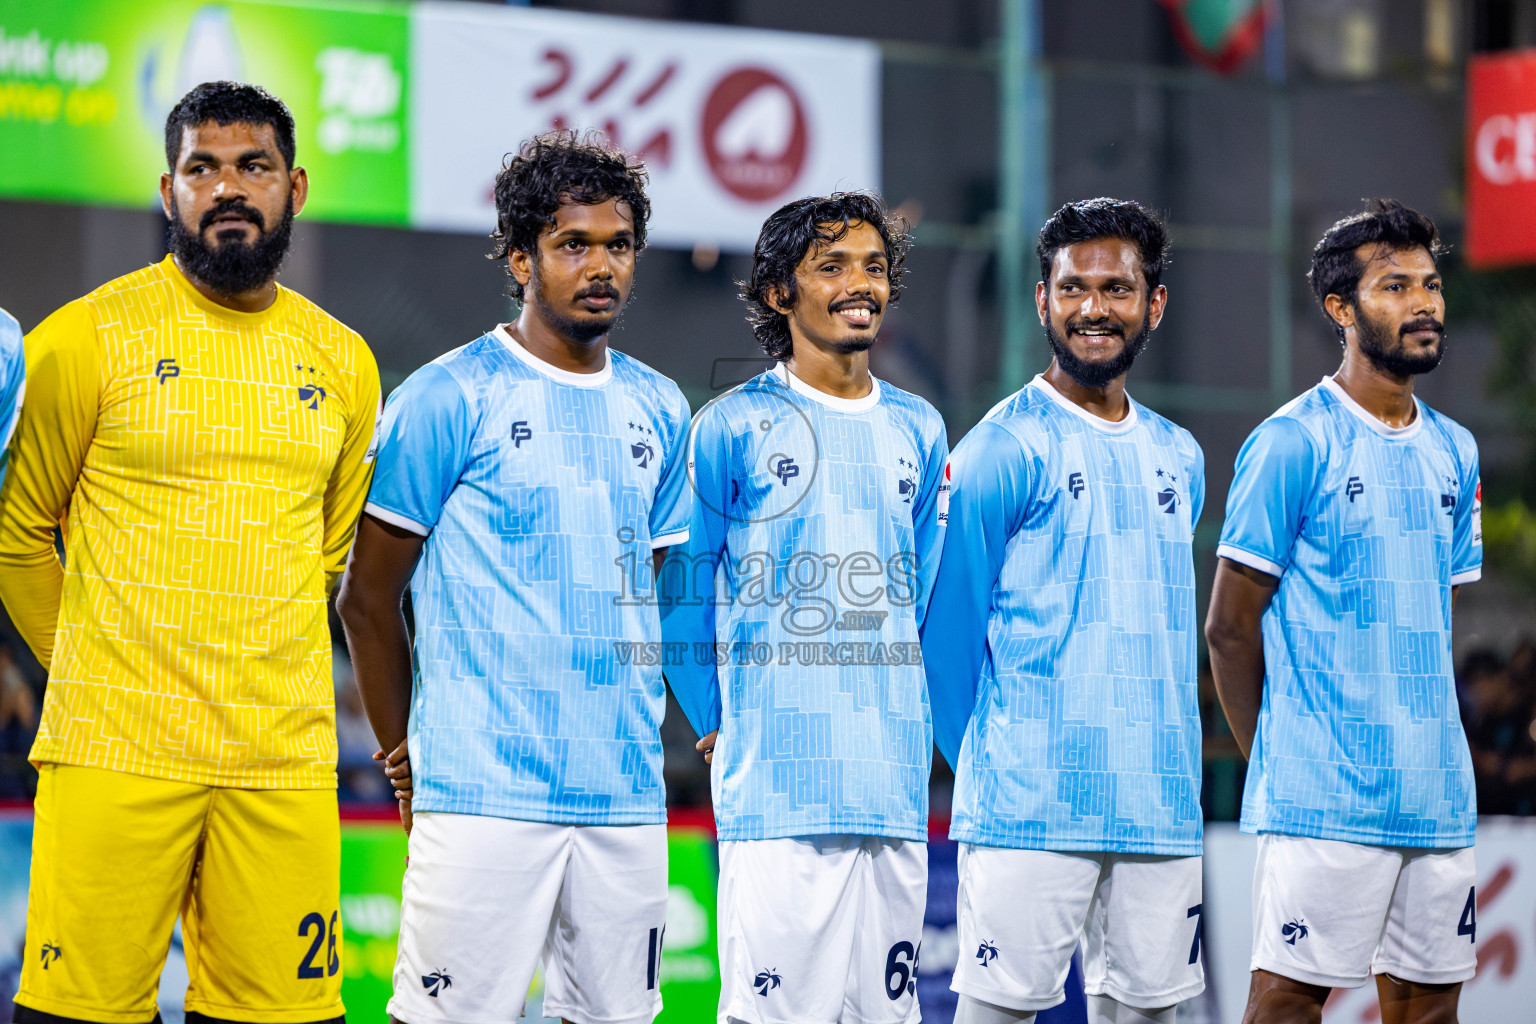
[696,730,718,765]
[373,738,413,834]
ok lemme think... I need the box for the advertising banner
[1466,50,1536,267]
[0,0,410,224]
[0,0,879,250]
[409,1,879,250]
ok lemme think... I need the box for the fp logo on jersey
[1346,477,1364,503]
[770,455,799,485]
[1068,471,1085,499]
[511,420,532,448]
[155,358,180,383]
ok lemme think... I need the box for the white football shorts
[950,845,1205,1012]
[1250,833,1478,989]
[388,812,668,1024]
[717,834,927,1024]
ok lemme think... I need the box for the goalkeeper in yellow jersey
[0,82,380,1024]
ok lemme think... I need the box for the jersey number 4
[1458,887,1476,944]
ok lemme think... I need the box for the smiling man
[0,82,380,1024]
[661,191,948,1024]
[1206,200,1481,1024]
[922,199,1206,1024]
[337,131,690,1024]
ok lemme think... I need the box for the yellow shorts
[16,764,344,1024]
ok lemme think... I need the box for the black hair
[1037,197,1171,290]
[1308,198,1444,342]
[488,129,652,303]
[742,190,911,360]
[164,81,296,171]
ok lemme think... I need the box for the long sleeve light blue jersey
[660,365,948,841]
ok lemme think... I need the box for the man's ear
[766,282,794,313]
[509,248,533,288]
[1323,292,1355,333]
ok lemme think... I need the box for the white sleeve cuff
[1216,544,1285,579]
[1450,567,1482,586]
[365,502,431,537]
[651,529,689,549]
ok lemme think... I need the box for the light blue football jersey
[660,365,948,842]
[0,308,22,487]
[1218,377,1480,849]
[365,326,692,825]
[923,376,1205,856]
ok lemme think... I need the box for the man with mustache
[661,191,947,1024]
[0,81,379,1023]
[923,198,1206,1024]
[1206,199,1480,1024]
[338,131,690,1024]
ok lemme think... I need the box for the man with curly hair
[661,191,948,1024]
[338,131,690,1024]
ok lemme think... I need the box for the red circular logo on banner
[701,67,809,203]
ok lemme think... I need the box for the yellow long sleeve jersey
[0,256,381,789]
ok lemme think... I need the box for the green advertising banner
[336,822,720,1020]
[0,0,409,224]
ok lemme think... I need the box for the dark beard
[1044,309,1153,389]
[168,195,293,296]
[1354,302,1444,377]
[529,269,624,343]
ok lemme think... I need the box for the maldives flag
[1159,0,1270,75]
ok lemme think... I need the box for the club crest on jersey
[422,968,453,996]
[1346,477,1364,503]
[39,942,61,969]
[754,968,782,995]
[770,455,799,486]
[511,420,533,448]
[155,358,180,383]
[1155,467,1179,513]
[976,940,998,966]
[629,421,657,468]
[294,365,327,409]
[1068,471,1085,499]
[1281,918,1308,945]
[897,456,919,504]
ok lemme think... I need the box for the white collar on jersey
[493,324,613,387]
[773,362,882,412]
[1320,375,1422,440]
[1027,374,1140,434]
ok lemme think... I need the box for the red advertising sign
[1467,51,1536,267]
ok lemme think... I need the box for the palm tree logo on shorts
[976,940,999,966]
[1282,918,1308,945]
[422,969,453,996]
[754,968,782,995]
[39,943,62,969]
